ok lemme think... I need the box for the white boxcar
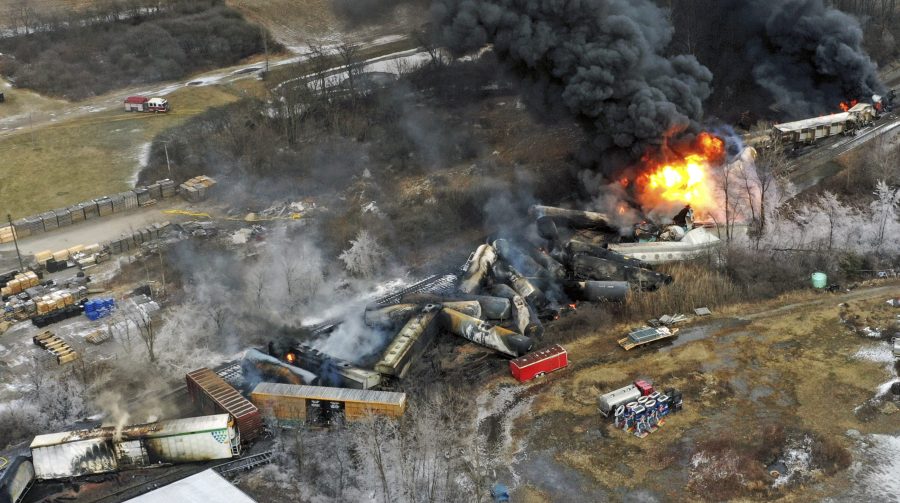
[30,414,239,480]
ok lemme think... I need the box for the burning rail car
[29,414,240,480]
[773,102,876,145]
[285,344,382,390]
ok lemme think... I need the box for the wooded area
[0,0,276,99]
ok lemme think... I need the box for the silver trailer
[598,384,641,417]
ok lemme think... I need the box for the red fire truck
[124,96,169,113]
[509,345,568,382]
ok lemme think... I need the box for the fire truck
[124,96,170,113]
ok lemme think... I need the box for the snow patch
[772,436,812,487]
[853,343,895,363]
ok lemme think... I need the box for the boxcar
[251,383,406,426]
[30,414,239,480]
[186,368,263,444]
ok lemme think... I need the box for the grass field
[0,84,243,219]
[504,283,900,501]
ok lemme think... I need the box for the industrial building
[30,415,240,480]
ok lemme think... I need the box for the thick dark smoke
[747,0,883,118]
[431,0,713,171]
[674,0,884,121]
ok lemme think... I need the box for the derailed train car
[29,414,239,480]
[0,455,34,503]
[251,383,406,426]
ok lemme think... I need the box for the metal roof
[774,112,850,132]
[30,414,231,448]
[252,383,406,406]
[628,327,670,344]
[187,368,260,419]
[125,469,256,503]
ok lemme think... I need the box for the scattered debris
[694,307,712,316]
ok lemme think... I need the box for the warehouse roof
[252,382,406,406]
[774,112,851,132]
[125,469,256,503]
[31,414,231,448]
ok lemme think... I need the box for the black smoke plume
[430,0,713,172]
[673,0,884,121]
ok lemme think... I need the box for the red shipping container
[634,379,654,396]
[509,345,568,382]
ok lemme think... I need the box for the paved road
[0,200,199,272]
[0,34,414,139]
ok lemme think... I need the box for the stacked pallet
[1,271,40,297]
[0,225,16,244]
[53,208,72,228]
[86,330,111,344]
[33,331,79,365]
[179,176,216,202]
[95,197,113,216]
[34,290,76,315]
[106,221,170,255]
[80,201,100,220]
[40,211,58,232]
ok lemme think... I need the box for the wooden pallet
[32,330,79,364]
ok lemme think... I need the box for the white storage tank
[598,384,641,417]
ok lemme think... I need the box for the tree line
[0,0,278,100]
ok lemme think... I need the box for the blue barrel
[811,272,827,289]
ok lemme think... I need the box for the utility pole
[163,142,172,179]
[7,214,24,271]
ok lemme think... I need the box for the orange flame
[286,353,296,364]
[636,132,725,212]
[839,99,858,112]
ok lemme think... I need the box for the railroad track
[373,274,459,306]
[213,451,274,477]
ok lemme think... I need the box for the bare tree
[414,29,445,67]
[337,42,365,97]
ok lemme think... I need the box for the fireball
[635,132,725,213]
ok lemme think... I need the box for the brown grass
[623,261,743,319]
